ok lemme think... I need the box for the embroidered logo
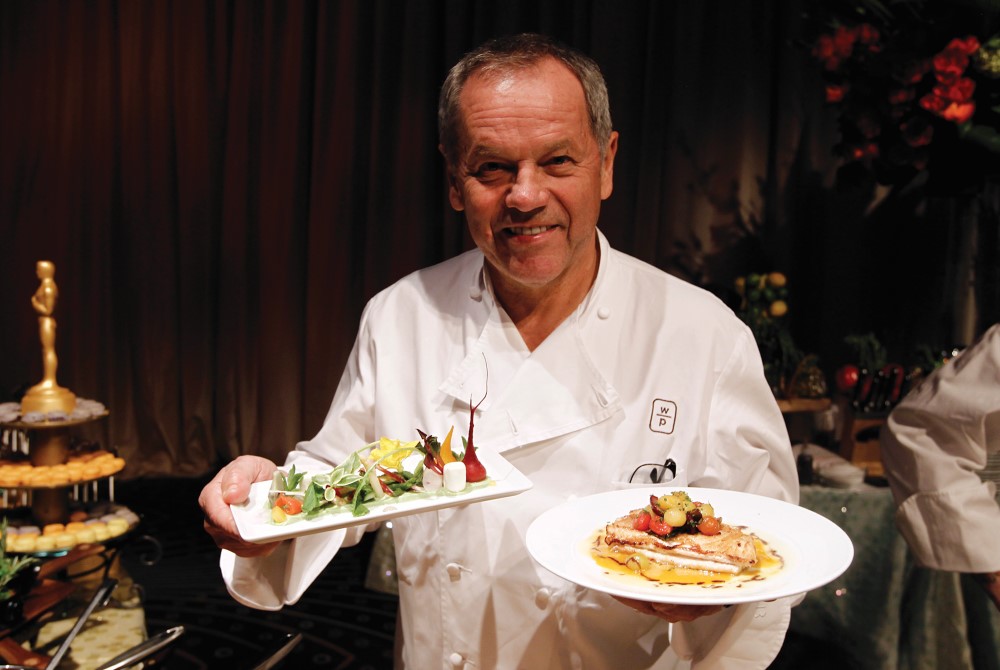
[649,399,677,434]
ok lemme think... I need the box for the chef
[200,33,799,669]
[881,323,1000,611]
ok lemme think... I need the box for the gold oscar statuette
[20,260,77,415]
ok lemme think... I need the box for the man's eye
[549,155,572,166]
[476,162,506,175]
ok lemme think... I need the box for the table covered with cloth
[793,484,1000,670]
[365,480,1000,668]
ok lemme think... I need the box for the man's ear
[600,131,619,201]
[441,144,465,212]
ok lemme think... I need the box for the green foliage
[844,332,888,371]
[0,519,37,600]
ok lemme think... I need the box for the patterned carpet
[115,475,398,670]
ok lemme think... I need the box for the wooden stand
[836,398,886,478]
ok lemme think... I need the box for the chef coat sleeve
[699,325,799,505]
[221,303,381,608]
[668,326,798,669]
[881,323,1000,573]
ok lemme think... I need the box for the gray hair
[438,33,613,165]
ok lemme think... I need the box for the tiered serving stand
[0,407,112,526]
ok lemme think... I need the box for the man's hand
[613,596,726,622]
[199,455,282,558]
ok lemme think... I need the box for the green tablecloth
[795,485,1000,670]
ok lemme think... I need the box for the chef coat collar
[438,230,622,452]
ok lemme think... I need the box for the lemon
[767,272,787,288]
[271,506,287,524]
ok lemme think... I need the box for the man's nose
[505,165,548,211]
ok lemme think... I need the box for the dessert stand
[0,261,158,667]
[0,407,111,527]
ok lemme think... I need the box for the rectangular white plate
[232,449,533,543]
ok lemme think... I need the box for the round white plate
[526,486,854,605]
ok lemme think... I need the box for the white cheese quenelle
[443,461,467,492]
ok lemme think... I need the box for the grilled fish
[599,509,757,574]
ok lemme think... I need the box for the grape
[664,508,687,527]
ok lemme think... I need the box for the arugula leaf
[302,482,326,514]
[283,465,305,491]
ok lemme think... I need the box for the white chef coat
[222,230,799,669]
[881,323,1000,573]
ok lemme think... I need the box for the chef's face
[445,57,618,300]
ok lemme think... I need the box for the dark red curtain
[0,0,972,477]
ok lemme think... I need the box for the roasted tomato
[697,516,722,536]
[274,494,303,515]
[648,515,673,536]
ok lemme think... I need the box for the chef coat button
[534,587,552,609]
[449,651,464,667]
[596,390,610,407]
[446,562,463,580]
[469,287,482,301]
[597,306,611,319]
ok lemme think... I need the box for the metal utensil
[45,578,117,670]
[252,632,302,670]
[94,625,184,670]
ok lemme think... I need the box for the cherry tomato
[275,494,303,515]
[835,364,860,393]
[632,511,651,531]
[697,516,722,536]
[648,515,673,536]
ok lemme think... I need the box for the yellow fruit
[271,506,287,524]
[769,300,788,317]
[767,272,787,288]
[664,508,687,527]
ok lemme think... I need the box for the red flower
[933,49,969,84]
[833,25,857,58]
[932,37,980,84]
[933,77,976,103]
[810,10,993,186]
[945,36,981,56]
[919,92,947,114]
[941,101,976,123]
[813,34,836,60]
[825,83,848,102]
[857,23,881,52]
[813,34,843,70]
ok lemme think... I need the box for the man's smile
[502,225,557,237]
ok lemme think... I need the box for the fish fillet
[599,509,757,574]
